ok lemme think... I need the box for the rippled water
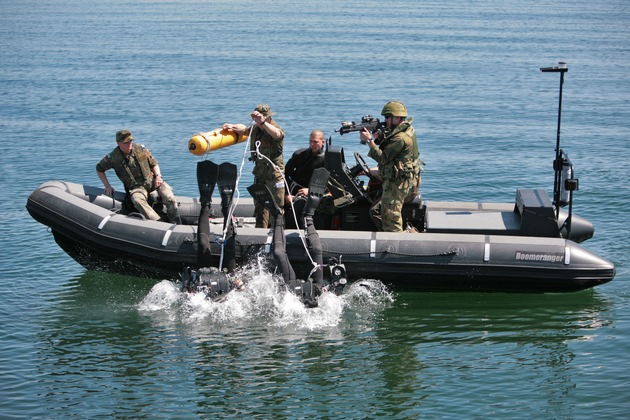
[1,0,629,418]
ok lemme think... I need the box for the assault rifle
[335,115,385,143]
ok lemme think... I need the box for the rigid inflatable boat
[26,142,615,293]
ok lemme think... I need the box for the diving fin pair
[197,161,237,209]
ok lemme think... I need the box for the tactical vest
[109,144,153,191]
[377,119,420,180]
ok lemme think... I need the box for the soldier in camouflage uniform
[96,130,180,223]
[360,101,421,232]
[223,104,285,228]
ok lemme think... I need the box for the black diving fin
[303,167,330,218]
[217,162,237,216]
[218,162,238,274]
[197,160,219,206]
[246,183,282,218]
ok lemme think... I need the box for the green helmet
[381,101,408,117]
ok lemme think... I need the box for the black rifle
[336,115,384,142]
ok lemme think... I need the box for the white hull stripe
[97,215,112,230]
[264,232,273,253]
[161,229,174,247]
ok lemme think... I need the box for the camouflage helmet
[381,101,408,117]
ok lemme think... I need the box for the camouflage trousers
[369,174,420,232]
[129,181,179,223]
[253,177,285,228]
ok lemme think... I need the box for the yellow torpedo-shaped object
[188,128,247,156]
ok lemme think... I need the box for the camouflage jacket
[96,143,156,191]
[368,118,420,181]
[249,121,285,182]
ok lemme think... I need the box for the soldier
[96,129,180,223]
[360,101,421,232]
[223,104,285,228]
[284,129,325,228]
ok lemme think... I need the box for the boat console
[323,145,425,231]
[324,145,368,204]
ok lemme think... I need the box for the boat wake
[137,262,394,330]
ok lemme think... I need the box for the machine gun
[335,115,385,143]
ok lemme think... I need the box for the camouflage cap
[116,130,134,143]
[254,104,276,117]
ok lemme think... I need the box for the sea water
[1,0,629,417]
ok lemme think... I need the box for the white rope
[219,126,252,271]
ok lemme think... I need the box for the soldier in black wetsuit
[180,161,239,299]
[185,161,338,308]
[284,130,325,228]
[248,167,330,308]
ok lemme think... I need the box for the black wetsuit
[284,147,324,228]
[285,147,325,195]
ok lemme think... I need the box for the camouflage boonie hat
[254,104,276,117]
[116,130,134,143]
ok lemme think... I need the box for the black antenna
[540,62,568,170]
[540,62,577,238]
